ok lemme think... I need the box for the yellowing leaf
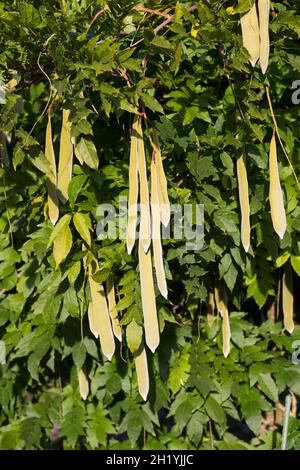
[48,213,72,247]
[73,212,92,247]
[53,222,73,268]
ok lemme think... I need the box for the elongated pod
[134,341,149,401]
[151,131,170,227]
[138,239,160,352]
[45,112,59,225]
[282,262,294,334]
[207,291,215,328]
[127,115,139,254]
[258,0,270,74]
[214,284,231,358]
[88,301,98,339]
[77,368,89,400]
[269,133,286,239]
[237,149,251,252]
[241,3,260,67]
[106,275,122,342]
[137,117,151,253]
[57,108,73,203]
[88,260,115,360]
[151,156,168,299]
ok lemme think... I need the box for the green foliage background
[0,0,300,450]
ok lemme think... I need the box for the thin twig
[281,393,291,450]
[89,5,171,28]
[134,6,172,19]
[265,85,300,191]
[130,4,197,48]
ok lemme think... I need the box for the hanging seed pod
[87,301,98,339]
[269,133,286,239]
[77,368,89,400]
[134,341,149,401]
[138,238,160,353]
[45,111,59,225]
[258,0,270,74]
[241,3,260,67]
[237,148,251,252]
[151,156,168,299]
[151,131,170,227]
[106,274,122,342]
[127,114,139,254]
[215,284,231,358]
[88,260,115,360]
[207,291,215,328]
[282,262,294,334]
[137,117,151,253]
[57,108,73,203]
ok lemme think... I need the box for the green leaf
[204,396,226,425]
[258,373,279,403]
[187,412,204,446]
[75,138,99,170]
[127,410,143,443]
[68,174,88,207]
[126,319,143,354]
[73,212,92,246]
[140,92,164,114]
[291,255,300,277]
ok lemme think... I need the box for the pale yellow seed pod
[87,301,98,339]
[45,112,59,225]
[258,0,270,74]
[137,117,151,253]
[106,275,122,342]
[269,133,286,239]
[215,284,231,358]
[207,291,215,328]
[151,131,170,227]
[237,149,251,252]
[241,3,260,67]
[126,115,139,254]
[134,341,149,401]
[138,238,160,353]
[151,156,168,299]
[282,262,294,334]
[57,108,73,203]
[88,260,115,360]
[77,368,89,401]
